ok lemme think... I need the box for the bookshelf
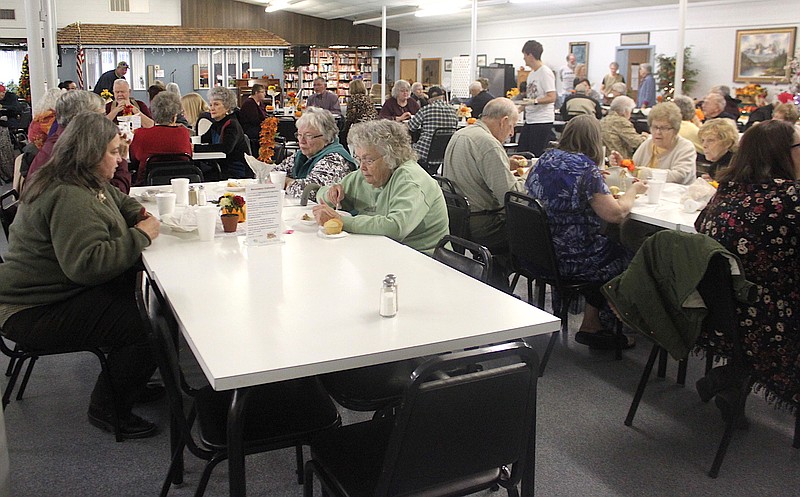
[284,47,373,104]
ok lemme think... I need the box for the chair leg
[295,444,304,484]
[538,331,559,377]
[657,348,668,378]
[160,441,187,497]
[625,343,661,426]
[709,376,752,478]
[3,356,27,408]
[705,353,714,374]
[535,281,546,310]
[509,273,521,296]
[303,460,317,497]
[794,411,800,449]
[676,359,688,386]
[614,320,623,361]
[15,356,38,400]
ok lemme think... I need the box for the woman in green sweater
[0,112,162,439]
[313,119,449,255]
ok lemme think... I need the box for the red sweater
[129,125,192,184]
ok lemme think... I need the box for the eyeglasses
[650,125,675,133]
[354,155,378,167]
[295,132,323,141]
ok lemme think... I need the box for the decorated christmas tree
[656,47,698,101]
[18,54,30,103]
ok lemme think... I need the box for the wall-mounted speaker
[293,45,311,67]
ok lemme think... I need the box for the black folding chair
[442,189,471,241]
[505,191,622,376]
[305,342,540,497]
[433,235,492,284]
[432,174,456,194]
[419,127,456,175]
[148,313,341,496]
[146,153,203,186]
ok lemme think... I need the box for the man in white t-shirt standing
[519,40,557,157]
[558,53,576,106]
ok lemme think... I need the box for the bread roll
[323,218,344,235]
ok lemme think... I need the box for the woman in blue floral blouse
[526,115,647,349]
[695,120,800,411]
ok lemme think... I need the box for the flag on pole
[76,22,85,89]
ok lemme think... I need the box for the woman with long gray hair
[0,112,161,439]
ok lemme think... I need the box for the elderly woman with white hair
[27,88,63,149]
[271,107,356,201]
[313,119,449,255]
[378,80,420,122]
[600,95,646,159]
[613,102,697,184]
[197,86,250,178]
[410,81,428,108]
[697,117,739,179]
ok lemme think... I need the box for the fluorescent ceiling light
[415,2,469,17]
[509,0,539,3]
[265,0,290,13]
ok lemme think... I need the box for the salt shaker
[379,274,398,318]
[197,185,207,206]
[188,186,198,206]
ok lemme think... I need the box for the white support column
[674,0,687,96]
[470,0,478,79]
[42,0,59,89]
[23,0,46,105]
[381,6,387,101]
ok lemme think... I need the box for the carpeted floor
[1,295,798,497]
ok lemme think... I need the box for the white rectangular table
[629,182,700,233]
[135,185,560,496]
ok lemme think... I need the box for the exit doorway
[616,46,654,105]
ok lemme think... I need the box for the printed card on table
[245,183,283,245]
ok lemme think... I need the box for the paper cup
[269,170,287,188]
[650,169,668,182]
[171,178,190,205]
[196,205,218,241]
[155,192,176,216]
[647,180,665,204]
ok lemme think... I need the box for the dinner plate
[317,228,348,239]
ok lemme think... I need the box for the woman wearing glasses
[312,119,448,255]
[618,102,697,185]
[695,119,800,414]
[271,107,356,202]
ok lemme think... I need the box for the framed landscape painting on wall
[734,27,796,83]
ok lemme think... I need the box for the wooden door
[400,59,417,84]
[626,48,651,104]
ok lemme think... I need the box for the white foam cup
[196,205,218,241]
[650,169,668,182]
[155,192,176,216]
[647,180,666,204]
[269,171,287,188]
[171,178,190,205]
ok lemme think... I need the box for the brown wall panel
[181,0,399,48]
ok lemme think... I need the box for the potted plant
[217,193,246,232]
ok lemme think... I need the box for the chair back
[375,342,539,497]
[504,190,561,283]
[421,128,456,174]
[146,154,203,186]
[196,117,213,137]
[432,174,456,194]
[0,189,20,241]
[433,235,493,283]
[277,118,298,142]
[442,189,470,240]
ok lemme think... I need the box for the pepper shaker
[188,186,198,206]
[379,274,398,318]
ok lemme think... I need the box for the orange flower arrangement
[620,159,635,172]
[258,117,279,163]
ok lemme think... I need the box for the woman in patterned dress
[271,107,356,202]
[526,115,647,349]
[695,120,800,410]
[342,79,376,147]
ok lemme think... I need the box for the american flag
[76,23,84,89]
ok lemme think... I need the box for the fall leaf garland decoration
[258,117,279,163]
